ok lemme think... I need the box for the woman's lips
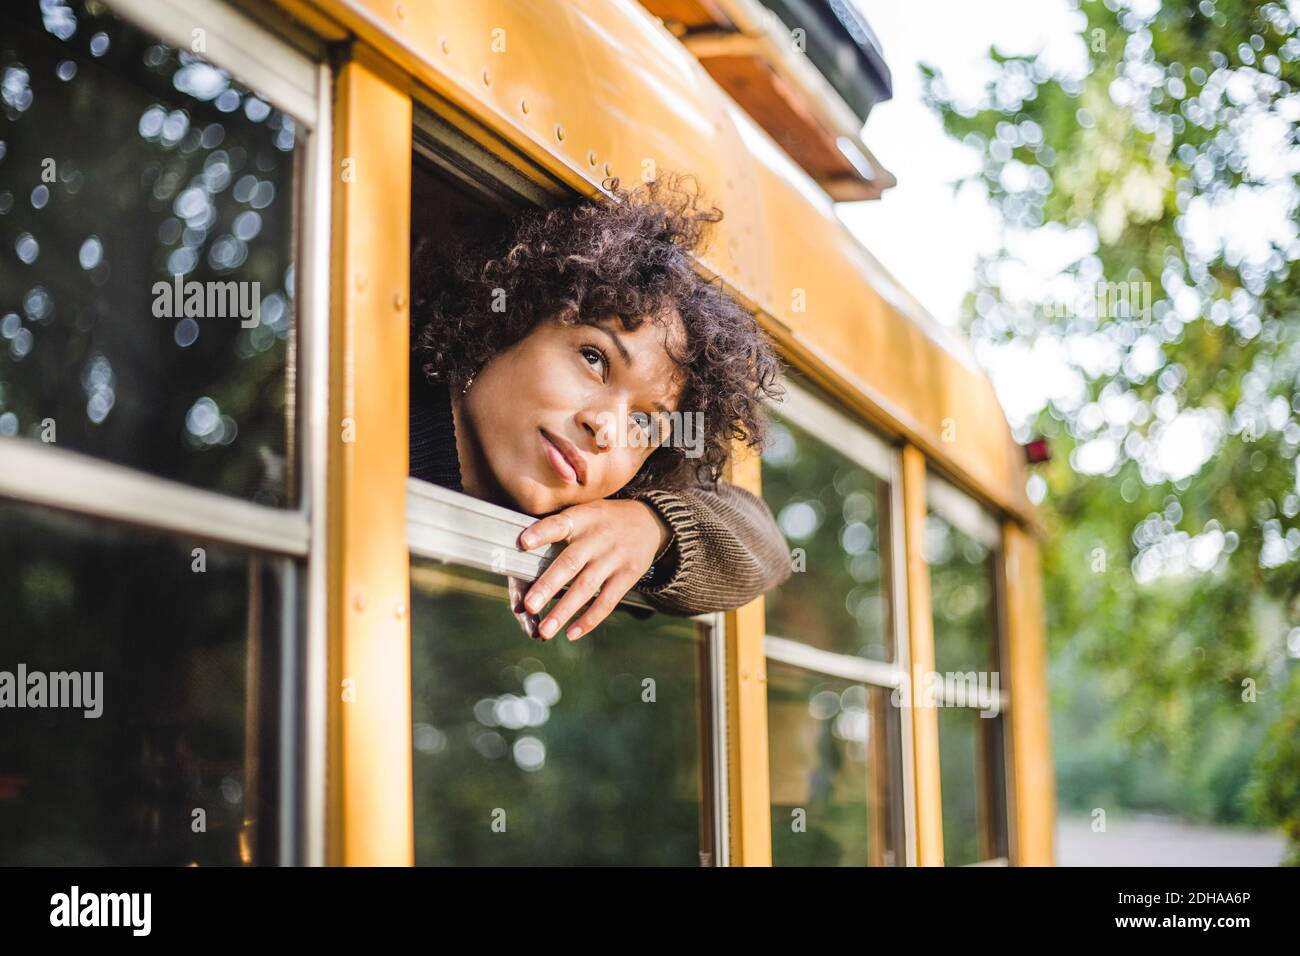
[540,429,583,484]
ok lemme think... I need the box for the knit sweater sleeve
[618,479,792,616]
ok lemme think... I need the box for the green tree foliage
[921,0,1300,860]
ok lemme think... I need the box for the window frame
[0,0,330,866]
[761,375,917,865]
[404,105,732,865]
[924,469,1015,865]
[0,0,325,554]
[406,475,731,864]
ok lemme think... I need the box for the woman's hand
[516,498,672,641]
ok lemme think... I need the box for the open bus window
[407,139,723,865]
[924,480,1011,865]
[0,0,298,506]
[0,502,284,865]
[410,561,711,865]
[407,148,522,502]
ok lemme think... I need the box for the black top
[409,363,464,492]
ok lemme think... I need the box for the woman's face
[456,311,687,515]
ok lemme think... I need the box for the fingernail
[526,596,540,613]
[540,618,557,638]
[566,626,583,641]
[519,534,531,549]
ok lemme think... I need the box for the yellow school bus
[0,0,1052,866]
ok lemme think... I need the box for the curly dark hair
[413,172,785,490]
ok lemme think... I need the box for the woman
[410,173,791,641]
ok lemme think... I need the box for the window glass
[410,562,710,865]
[937,705,1009,865]
[761,410,894,661]
[767,659,902,865]
[925,510,997,676]
[0,503,283,864]
[926,504,1010,865]
[0,0,298,505]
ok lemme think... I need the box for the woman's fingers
[522,542,589,617]
[511,502,643,640]
[565,572,639,641]
[536,565,610,640]
[518,510,580,551]
[506,575,540,640]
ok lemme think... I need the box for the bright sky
[836,0,1093,444]
[841,0,1087,335]
[837,0,1300,508]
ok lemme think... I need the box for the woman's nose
[577,406,618,451]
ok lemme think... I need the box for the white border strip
[407,478,710,617]
[767,379,895,480]
[889,452,918,867]
[407,478,565,578]
[926,472,1001,550]
[276,557,301,866]
[0,438,309,555]
[705,613,730,867]
[104,0,319,125]
[763,633,903,688]
[299,60,332,869]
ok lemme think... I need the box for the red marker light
[1024,437,1051,464]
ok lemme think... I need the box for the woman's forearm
[620,481,792,616]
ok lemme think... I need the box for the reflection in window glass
[925,510,996,676]
[767,659,902,865]
[0,1,298,504]
[761,410,894,661]
[410,563,709,865]
[0,504,283,865]
[926,506,1010,865]
[937,705,1009,866]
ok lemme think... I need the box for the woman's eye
[631,411,670,445]
[579,345,607,379]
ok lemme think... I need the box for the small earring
[461,370,476,395]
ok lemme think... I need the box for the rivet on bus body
[393,601,407,620]
[440,37,450,54]
[604,162,613,178]
[520,99,529,114]
[395,3,406,22]
[482,69,491,86]
[587,149,598,167]
[393,292,407,309]
[353,590,368,612]
[354,272,368,291]
[555,125,565,142]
